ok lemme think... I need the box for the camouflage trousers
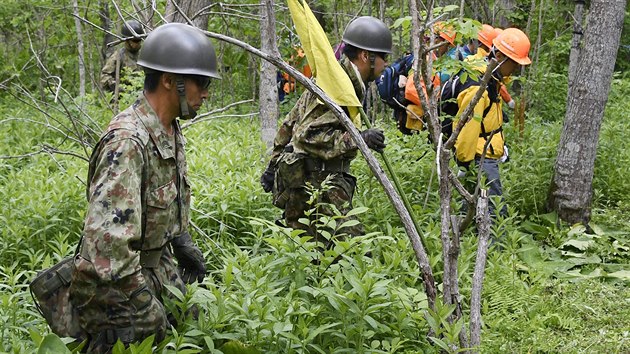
[284,170,364,248]
[70,247,187,353]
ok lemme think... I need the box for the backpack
[376,54,414,110]
[438,71,500,139]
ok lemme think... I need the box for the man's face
[371,52,388,80]
[184,75,210,113]
[125,39,142,53]
[497,52,520,77]
[435,38,453,58]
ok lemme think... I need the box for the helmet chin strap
[368,52,376,81]
[489,47,509,80]
[175,75,197,120]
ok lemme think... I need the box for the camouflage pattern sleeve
[81,133,145,282]
[100,50,119,92]
[269,93,305,165]
[292,98,358,161]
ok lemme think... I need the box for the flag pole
[359,108,427,250]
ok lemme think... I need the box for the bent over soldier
[70,23,220,353]
[260,16,392,247]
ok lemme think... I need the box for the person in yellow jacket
[469,25,516,109]
[454,28,531,216]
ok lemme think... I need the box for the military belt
[304,158,350,173]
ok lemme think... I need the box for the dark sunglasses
[130,39,142,43]
[375,52,388,61]
[187,75,211,90]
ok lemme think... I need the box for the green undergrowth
[1,76,630,352]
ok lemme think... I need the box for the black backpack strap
[479,96,503,156]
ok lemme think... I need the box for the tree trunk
[165,0,211,29]
[73,0,86,97]
[495,0,516,28]
[547,0,626,225]
[568,0,585,88]
[469,190,491,351]
[100,0,116,60]
[259,0,280,152]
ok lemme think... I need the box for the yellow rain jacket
[453,66,504,163]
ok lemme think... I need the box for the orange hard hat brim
[512,56,531,65]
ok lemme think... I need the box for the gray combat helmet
[121,20,144,39]
[342,16,392,53]
[137,22,220,79]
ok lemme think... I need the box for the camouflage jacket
[100,47,141,92]
[270,56,366,165]
[76,94,190,284]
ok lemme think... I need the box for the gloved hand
[260,164,275,193]
[507,99,515,109]
[171,231,206,284]
[360,128,386,153]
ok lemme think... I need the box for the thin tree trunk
[259,0,280,152]
[73,0,86,97]
[548,0,626,224]
[99,0,116,60]
[469,190,491,351]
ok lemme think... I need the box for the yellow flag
[287,0,361,127]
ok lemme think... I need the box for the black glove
[171,231,206,284]
[260,164,275,193]
[360,128,386,153]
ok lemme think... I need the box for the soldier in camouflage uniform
[69,23,220,353]
[100,20,144,93]
[260,17,392,248]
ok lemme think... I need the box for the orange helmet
[493,28,531,65]
[434,21,456,45]
[477,24,497,48]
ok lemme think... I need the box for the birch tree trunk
[259,0,280,151]
[165,0,211,29]
[73,0,86,97]
[547,0,626,225]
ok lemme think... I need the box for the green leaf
[560,238,595,251]
[135,335,155,353]
[429,336,451,352]
[606,270,630,281]
[392,16,411,29]
[345,206,368,217]
[37,334,71,354]
[364,314,380,329]
[339,219,360,230]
